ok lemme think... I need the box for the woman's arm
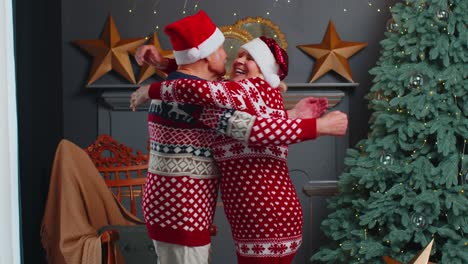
[197,106,318,146]
[197,106,348,146]
[147,77,266,111]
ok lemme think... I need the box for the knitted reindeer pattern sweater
[142,72,220,247]
[148,77,317,263]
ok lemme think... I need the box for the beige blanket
[41,139,144,264]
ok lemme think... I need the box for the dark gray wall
[63,0,395,147]
[15,0,63,263]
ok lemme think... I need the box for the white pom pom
[265,73,280,88]
[187,48,200,61]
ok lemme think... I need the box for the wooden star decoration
[73,15,147,85]
[383,239,435,264]
[297,20,367,83]
[135,32,174,84]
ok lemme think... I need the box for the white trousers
[153,240,211,264]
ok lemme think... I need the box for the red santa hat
[164,10,225,65]
[240,36,289,88]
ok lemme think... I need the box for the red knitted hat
[241,36,289,88]
[164,10,225,65]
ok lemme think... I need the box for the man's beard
[208,63,226,79]
[208,52,226,78]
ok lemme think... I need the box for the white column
[0,0,21,263]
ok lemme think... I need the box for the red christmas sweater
[148,77,317,262]
[142,72,220,247]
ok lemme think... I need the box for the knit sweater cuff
[162,58,178,74]
[148,82,162,100]
[300,118,317,140]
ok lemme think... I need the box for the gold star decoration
[297,20,367,83]
[73,15,147,85]
[383,239,435,264]
[135,32,174,84]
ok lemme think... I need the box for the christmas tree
[312,0,467,263]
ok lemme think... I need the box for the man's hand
[130,85,151,111]
[135,45,167,68]
[288,97,328,119]
[316,111,348,137]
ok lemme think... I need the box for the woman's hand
[288,97,328,119]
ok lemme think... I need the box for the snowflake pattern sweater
[148,77,317,263]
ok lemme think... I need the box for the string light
[182,0,188,15]
[152,0,161,16]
